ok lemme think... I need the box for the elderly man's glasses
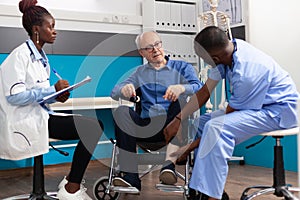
[140,41,162,52]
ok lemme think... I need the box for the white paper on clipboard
[39,76,92,104]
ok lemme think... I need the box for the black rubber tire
[93,176,120,200]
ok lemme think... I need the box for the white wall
[1,0,298,85]
[0,0,143,33]
[247,0,300,90]
[0,0,142,15]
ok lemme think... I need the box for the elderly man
[110,31,202,191]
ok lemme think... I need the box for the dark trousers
[48,114,103,183]
[113,101,185,173]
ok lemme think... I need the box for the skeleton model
[198,0,232,112]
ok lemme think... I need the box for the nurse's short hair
[195,26,229,52]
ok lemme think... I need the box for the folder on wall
[170,3,181,31]
[181,4,197,32]
[155,1,170,31]
[161,33,194,63]
[160,33,173,58]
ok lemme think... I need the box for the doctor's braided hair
[19,0,52,37]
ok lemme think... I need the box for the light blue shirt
[6,39,56,106]
[111,57,203,118]
[209,39,299,128]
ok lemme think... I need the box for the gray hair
[135,31,160,49]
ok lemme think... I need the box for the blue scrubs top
[209,39,299,128]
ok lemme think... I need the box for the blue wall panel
[47,55,142,97]
[0,53,298,172]
[234,135,298,172]
[0,54,7,63]
[0,53,142,97]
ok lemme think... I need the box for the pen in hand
[54,79,70,103]
[52,68,63,80]
[52,68,70,102]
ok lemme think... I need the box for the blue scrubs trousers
[190,108,283,199]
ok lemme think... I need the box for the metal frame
[93,138,193,200]
[241,128,300,200]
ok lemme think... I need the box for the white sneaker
[57,185,92,200]
[58,176,86,190]
[58,176,68,190]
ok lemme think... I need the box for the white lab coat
[0,43,49,160]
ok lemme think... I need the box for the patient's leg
[165,143,180,163]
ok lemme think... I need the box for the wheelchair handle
[109,138,115,144]
[129,96,140,103]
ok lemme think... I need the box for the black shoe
[159,160,177,185]
[222,191,230,200]
[186,188,208,200]
[112,173,141,191]
[198,192,209,200]
[186,188,229,200]
[186,188,197,200]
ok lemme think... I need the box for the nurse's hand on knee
[174,138,200,164]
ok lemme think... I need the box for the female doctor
[0,0,103,199]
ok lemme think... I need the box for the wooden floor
[0,159,299,200]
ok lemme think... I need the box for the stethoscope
[224,38,237,101]
[26,41,58,83]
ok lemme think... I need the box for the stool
[3,139,68,200]
[3,155,58,200]
[240,127,300,200]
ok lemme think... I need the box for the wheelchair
[93,137,195,200]
[93,93,197,200]
[93,128,230,200]
[92,93,230,200]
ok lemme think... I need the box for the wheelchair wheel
[93,176,120,200]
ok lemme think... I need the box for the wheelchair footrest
[155,183,185,193]
[110,186,140,194]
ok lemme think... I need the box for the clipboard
[39,76,92,104]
